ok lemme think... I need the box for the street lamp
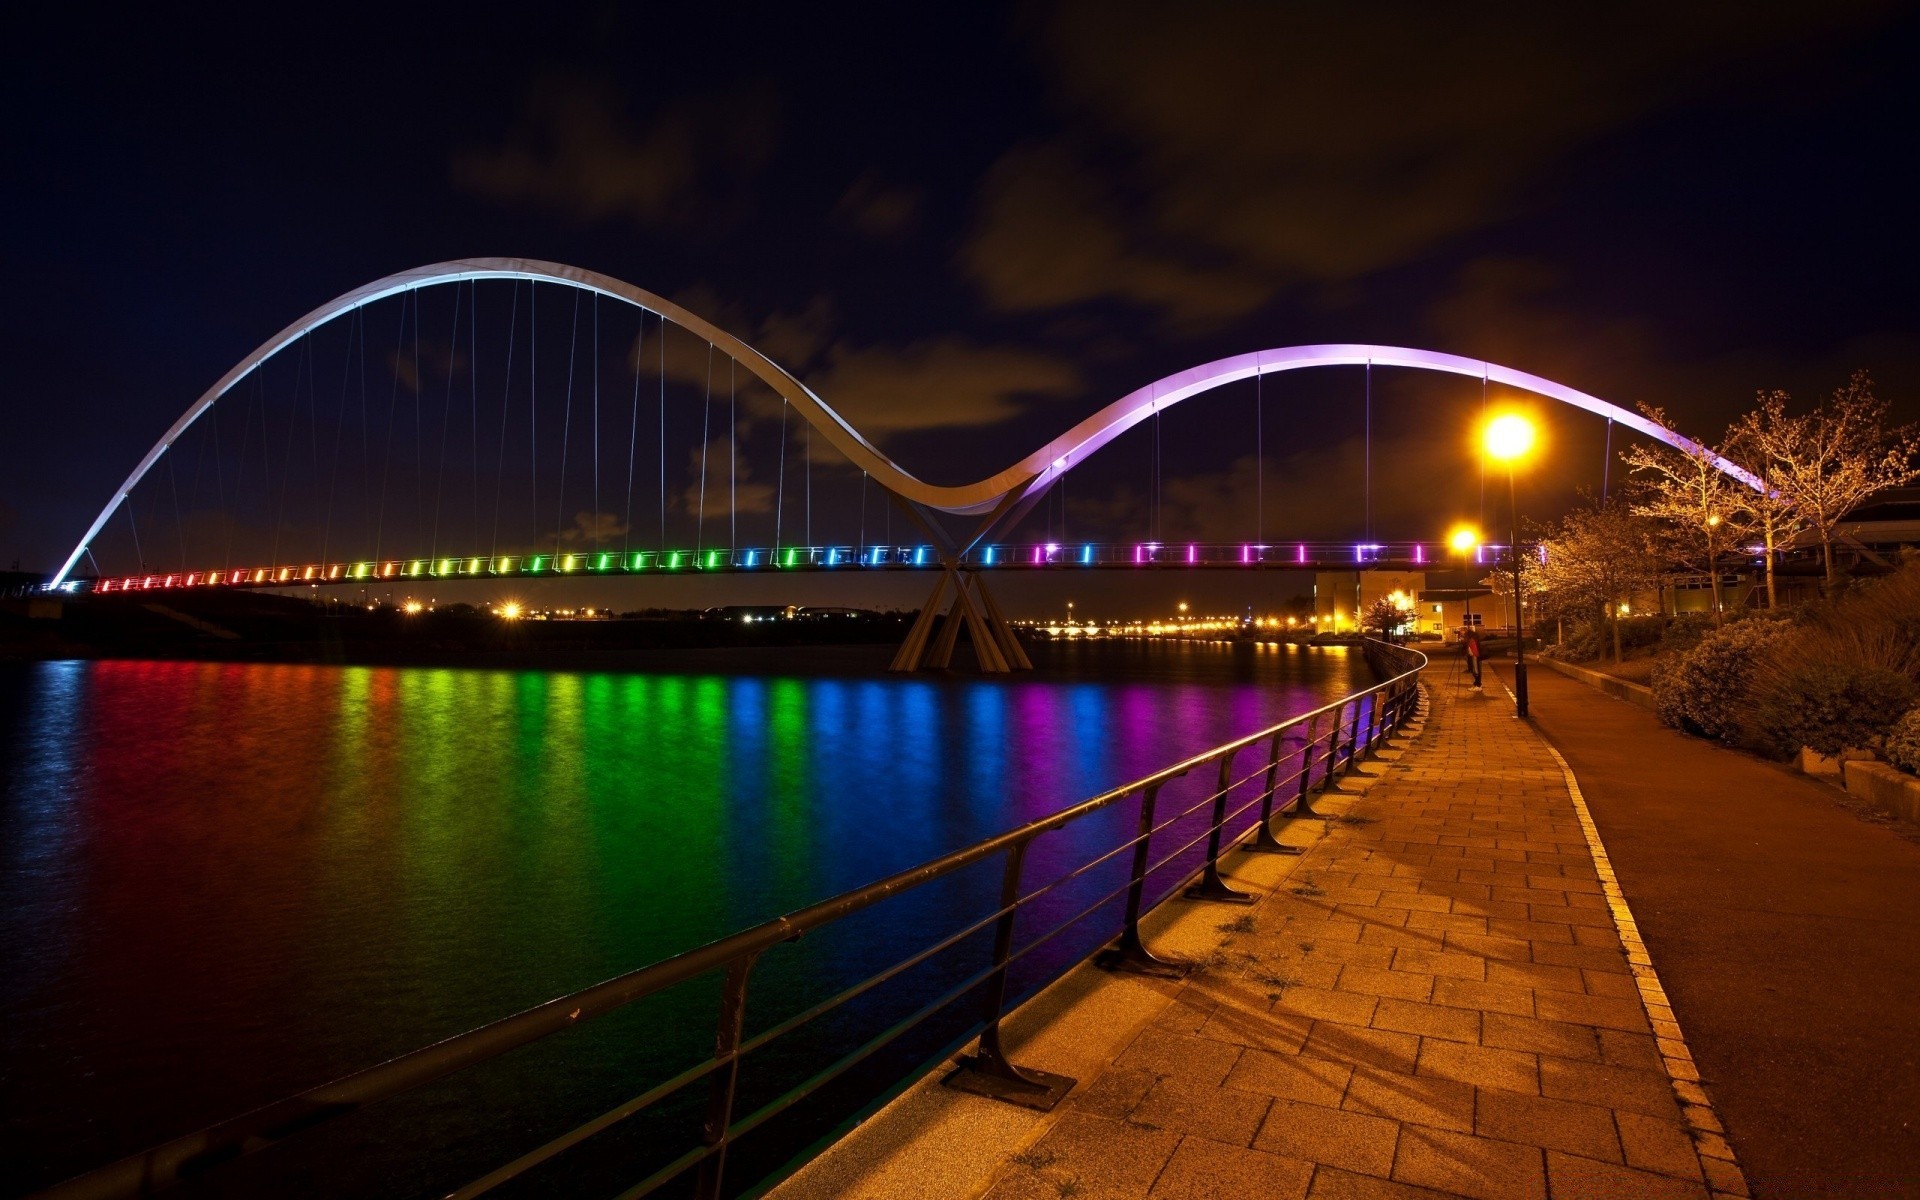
[1484,414,1536,716]
[1448,525,1482,688]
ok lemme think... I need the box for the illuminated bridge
[51,258,1757,670]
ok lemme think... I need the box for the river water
[1,640,1372,1196]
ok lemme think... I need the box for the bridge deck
[72,541,1511,594]
[773,671,1742,1200]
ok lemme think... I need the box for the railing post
[1185,750,1255,903]
[1289,713,1328,818]
[946,838,1075,1110]
[1096,783,1186,977]
[1248,728,1302,854]
[1317,702,1354,794]
[694,952,759,1200]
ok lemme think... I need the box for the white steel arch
[53,258,1759,585]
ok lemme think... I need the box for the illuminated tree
[1730,371,1918,588]
[1533,496,1665,662]
[1724,390,1812,608]
[1623,405,1751,626]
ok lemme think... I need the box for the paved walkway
[779,671,1743,1200]
[1504,659,1920,1198]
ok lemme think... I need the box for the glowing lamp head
[1484,414,1536,463]
[1706,513,1722,528]
[1448,526,1479,553]
[498,601,523,621]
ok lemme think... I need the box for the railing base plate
[943,1060,1076,1111]
[1243,842,1306,856]
[1183,881,1257,904]
[1094,944,1189,979]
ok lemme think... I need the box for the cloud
[833,173,923,240]
[806,337,1083,434]
[961,143,1273,328]
[962,2,1894,326]
[454,80,779,229]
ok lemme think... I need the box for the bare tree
[1724,390,1812,608]
[1737,371,1919,587]
[1623,406,1752,626]
[1534,496,1666,662]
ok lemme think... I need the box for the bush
[1559,613,1669,663]
[1754,663,1917,757]
[1887,708,1920,775]
[1652,619,1790,743]
[1659,613,1715,656]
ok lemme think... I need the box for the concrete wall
[1537,655,1658,712]
[1843,760,1920,824]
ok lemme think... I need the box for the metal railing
[35,640,1428,1200]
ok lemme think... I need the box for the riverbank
[775,672,1744,1200]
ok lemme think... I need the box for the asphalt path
[1486,658,1920,1198]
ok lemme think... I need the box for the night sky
[5,3,1917,616]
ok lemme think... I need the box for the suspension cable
[1256,369,1264,545]
[490,282,520,563]
[858,470,868,557]
[373,294,409,565]
[167,448,185,572]
[1364,359,1372,542]
[1602,417,1614,500]
[658,315,666,552]
[321,309,354,571]
[528,282,537,551]
[591,293,600,554]
[774,399,788,551]
[729,356,736,554]
[554,289,580,558]
[469,279,480,554]
[696,342,712,554]
[805,420,812,548]
[624,308,643,558]
[430,282,464,561]
[270,332,308,570]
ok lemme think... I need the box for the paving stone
[1275,984,1380,1026]
[1198,1004,1313,1054]
[1302,1020,1421,1074]
[982,1111,1181,1200]
[1115,1026,1244,1088]
[1475,1087,1622,1161]
[1254,1099,1400,1178]
[1337,964,1435,1002]
[1391,1124,1546,1200]
[1416,1038,1539,1094]
[1480,1011,1601,1060]
[1130,1076,1272,1146]
[1147,1136,1315,1200]
[1306,1166,1464,1200]
[1343,1065,1476,1133]
[1370,997,1481,1044]
[1546,1150,1713,1199]
[1430,976,1534,1017]
[1615,1110,1706,1182]
[1225,1047,1353,1107]
[1540,1056,1683,1120]
[1534,989,1653,1034]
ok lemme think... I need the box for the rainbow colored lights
[81,540,1508,593]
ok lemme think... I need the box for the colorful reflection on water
[0,641,1367,1193]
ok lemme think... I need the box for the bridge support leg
[889,572,950,672]
[973,573,1033,670]
[891,568,1021,673]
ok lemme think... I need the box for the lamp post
[1484,415,1536,717]
[1448,525,1481,688]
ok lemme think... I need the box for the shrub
[1659,613,1715,656]
[1652,619,1790,743]
[1754,663,1917,757]
[1887,708,1920,775]
[1559,613,1669,663]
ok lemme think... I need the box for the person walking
[1463,626,1483,688]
